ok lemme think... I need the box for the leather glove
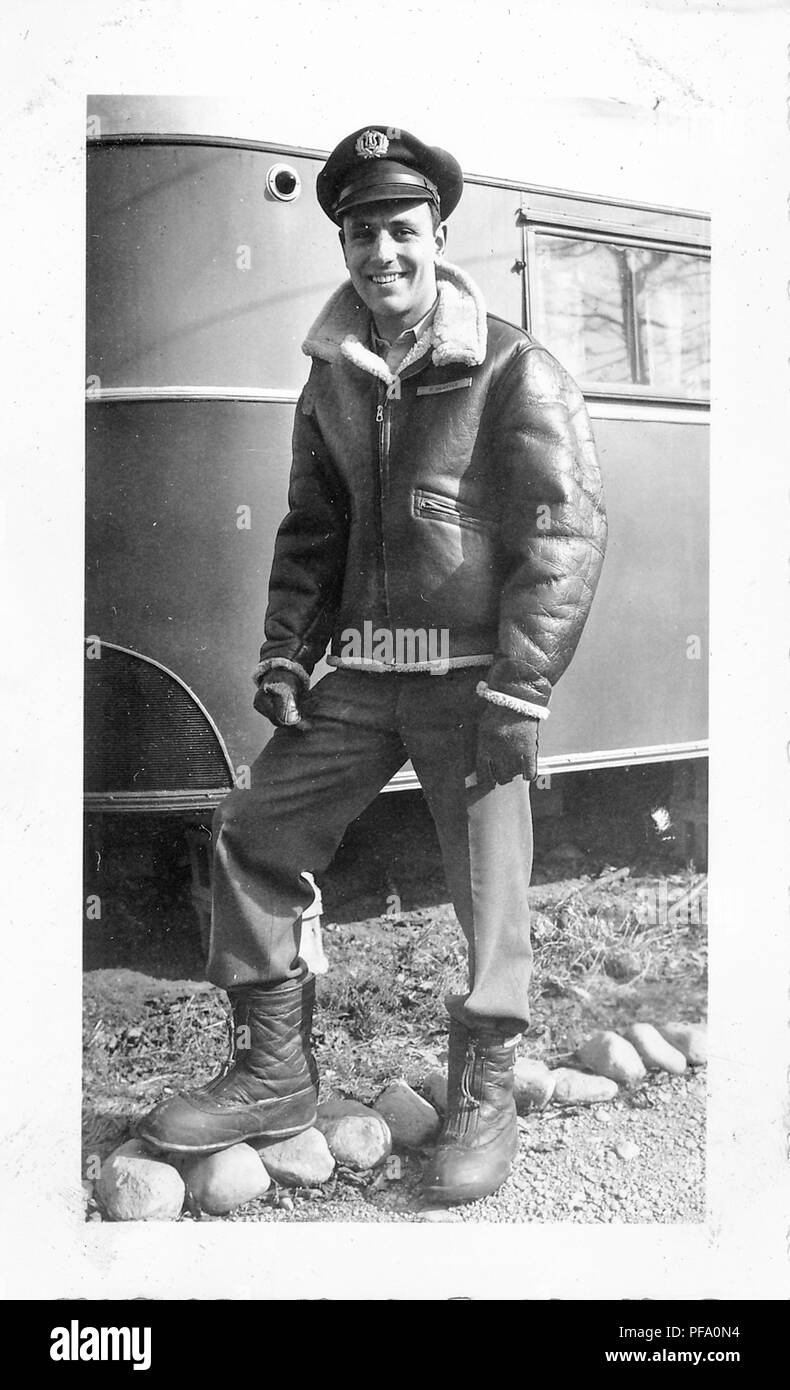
[476,704,540,786]
[253,668,303,726]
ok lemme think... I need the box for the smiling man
[139,125,608,1207]
[341,199,445,351]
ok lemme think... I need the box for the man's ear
[338,228,348,267]
[435,222,447,259]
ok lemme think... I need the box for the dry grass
[83,777,707,1170]
[83,865,706,1172]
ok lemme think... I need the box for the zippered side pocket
[413,488,495,534]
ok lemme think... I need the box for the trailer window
[532,234,710,399]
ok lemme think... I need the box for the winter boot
[136,974,319,1155]
[421,1014,519,1205]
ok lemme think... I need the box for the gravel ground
[84,960,706,1226]
[84,769,707,1225]
[209,1071,704,1225]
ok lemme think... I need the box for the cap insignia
[355,129,390,160]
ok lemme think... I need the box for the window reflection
[533,235,710,397]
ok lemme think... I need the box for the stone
[318,1114,391,1171]
[255,1128,335,1187]
[421,1208,461,1222]
[550,1068,619,1106]
[621,1022,687,1074]
[613,1139,640,1162]
[95,1139,186,1222]
[184,1143,270,1214]
[656,1021,707,1066]
[374,1081,441,1148]
[423,1070,448,1113]
[576,1031,647,1086]
[513,1058,555,1112]
[603,948,642,982]
[316,1098,392,1168]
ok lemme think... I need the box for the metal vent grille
[84,644,233,797]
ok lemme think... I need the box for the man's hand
[476,704,539,785]
[253,668,303,726]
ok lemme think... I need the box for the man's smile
[340,200,445,338]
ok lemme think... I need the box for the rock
[316,1098,392,1168]
[423,1070,448,1113]
[622,1022,687,1074]
[185,1143,270,1214]
[374,1081,441,1148]
[613,1139,640,1162]
[255,1128,335,1187]
[656,1021,707,1066]
[95,1139,185,1222]
[420,1208,461,1222]
[513,1058,555,1112]
[603,948,642,981]
[318,1114,391,1171]
[576,1031,647,1086]
[550,1068,619,1106]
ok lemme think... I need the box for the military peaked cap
[316,124,464,224]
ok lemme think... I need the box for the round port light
[266,163,301,202]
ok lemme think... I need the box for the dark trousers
[207,667,533,1033]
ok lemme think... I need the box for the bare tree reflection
[534,236,709,395]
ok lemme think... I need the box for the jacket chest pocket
[413,488,495,534]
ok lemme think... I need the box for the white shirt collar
[371,297,439,352]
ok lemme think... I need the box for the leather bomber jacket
[255,261,608,720]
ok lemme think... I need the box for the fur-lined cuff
[252,658,311,689]
[475,681,550,720]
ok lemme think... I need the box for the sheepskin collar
[302,260,488,384]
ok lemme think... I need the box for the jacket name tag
[416,378,473,396]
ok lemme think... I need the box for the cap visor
[336,184,439,219]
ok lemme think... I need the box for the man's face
[340,200,446,331]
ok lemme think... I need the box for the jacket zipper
[376,386,393,622]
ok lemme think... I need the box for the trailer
[85,105,709,834]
